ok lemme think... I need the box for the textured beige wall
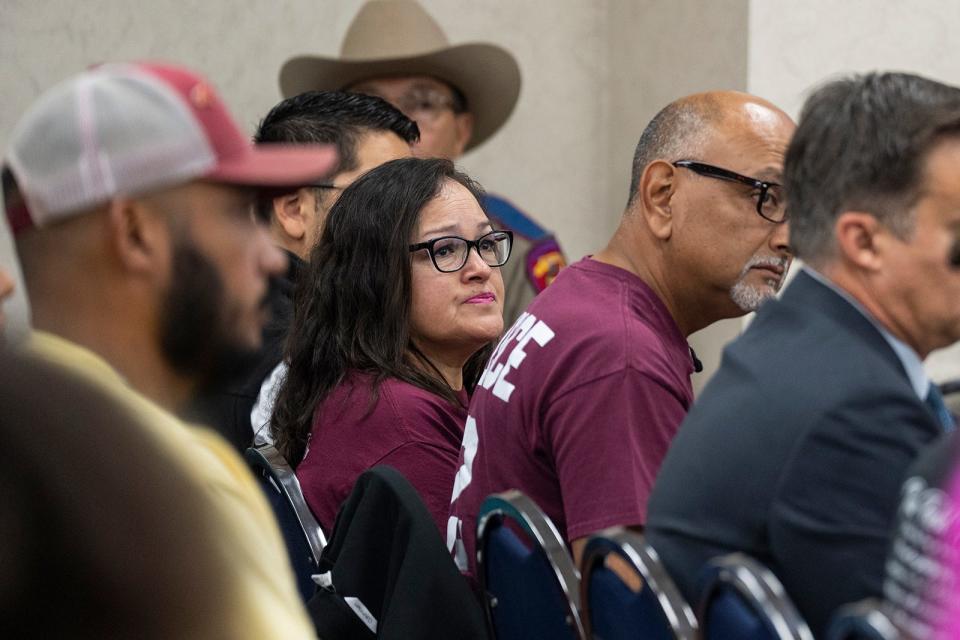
[748,0,960,383]
[605,0,750,395]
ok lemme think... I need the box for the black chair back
[477,490,585,640]
[244,444,326,602]
[580,528,698,639]
[698,553,813,640]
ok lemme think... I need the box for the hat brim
[207,143,338,188]
[279,43,521,152]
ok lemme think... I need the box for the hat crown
[5,63,218,228]
[341,0,450,59]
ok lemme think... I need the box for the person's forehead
[332,130,411,182]
[918,136,960,196]
[196,180,256,201]
[350,74,458,97]
[701,110,794,179]
[418,180,488,231]
[354,130,411,162]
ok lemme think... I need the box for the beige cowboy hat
[279,0,521,152]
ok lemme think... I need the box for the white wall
[748,0,960,383]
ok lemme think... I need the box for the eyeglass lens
[758,185,786,222]
[395,90,454,123]
[433,232,512,272]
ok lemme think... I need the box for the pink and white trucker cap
[4,61,337,233]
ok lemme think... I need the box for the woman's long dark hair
[272,157,496,465]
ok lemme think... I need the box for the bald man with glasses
[446,90,794,578]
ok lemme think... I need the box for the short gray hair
[626,95,723,208]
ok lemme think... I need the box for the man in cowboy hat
[279,0,567,324]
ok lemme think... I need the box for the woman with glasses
[271,157,511,535]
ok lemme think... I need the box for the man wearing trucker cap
[4,61,336,638]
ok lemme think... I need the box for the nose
[769,220,791,257]
[460,245,492,281]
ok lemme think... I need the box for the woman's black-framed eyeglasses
[409,229,514,273]
[673,160,787,223]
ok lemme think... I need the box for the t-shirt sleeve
[376,441,461,537]
[375,386,465,537]
[544,367,689,542]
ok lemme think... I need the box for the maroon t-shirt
[297,372,468,536]
[446,258,696,574]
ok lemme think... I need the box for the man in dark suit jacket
[646,72,960,636]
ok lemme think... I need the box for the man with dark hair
[196,90,416,450]
[446,90,794,577]
[280,0,567,325]
[6,61,335,638]
[254,90,418,261]
[646,72,960,635]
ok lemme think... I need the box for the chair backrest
[698,553,814,640]
[824,599,898,640]
[580,528,698,640]
[308,465,488,640]
[244,444,327,602]
[476,490,585,640]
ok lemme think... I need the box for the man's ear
[451,112,474,157]
[833,211,895,271]
[106,197,168,275]
[834,211,883,271]
[273,191,308,241]
[637,160,677,240]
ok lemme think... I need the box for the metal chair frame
[580,528,699,639]
[476,490,586,639]
[698,553,814,640]
[825,598,898,640]
[244,444,327,564]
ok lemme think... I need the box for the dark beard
[159,237,263,398]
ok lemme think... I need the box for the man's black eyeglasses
[673,160,787,223]
[409,230,514,273]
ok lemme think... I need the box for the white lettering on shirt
[478,312,555,403]
[447,415,479,566]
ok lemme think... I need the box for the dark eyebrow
[420,220,493,237]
